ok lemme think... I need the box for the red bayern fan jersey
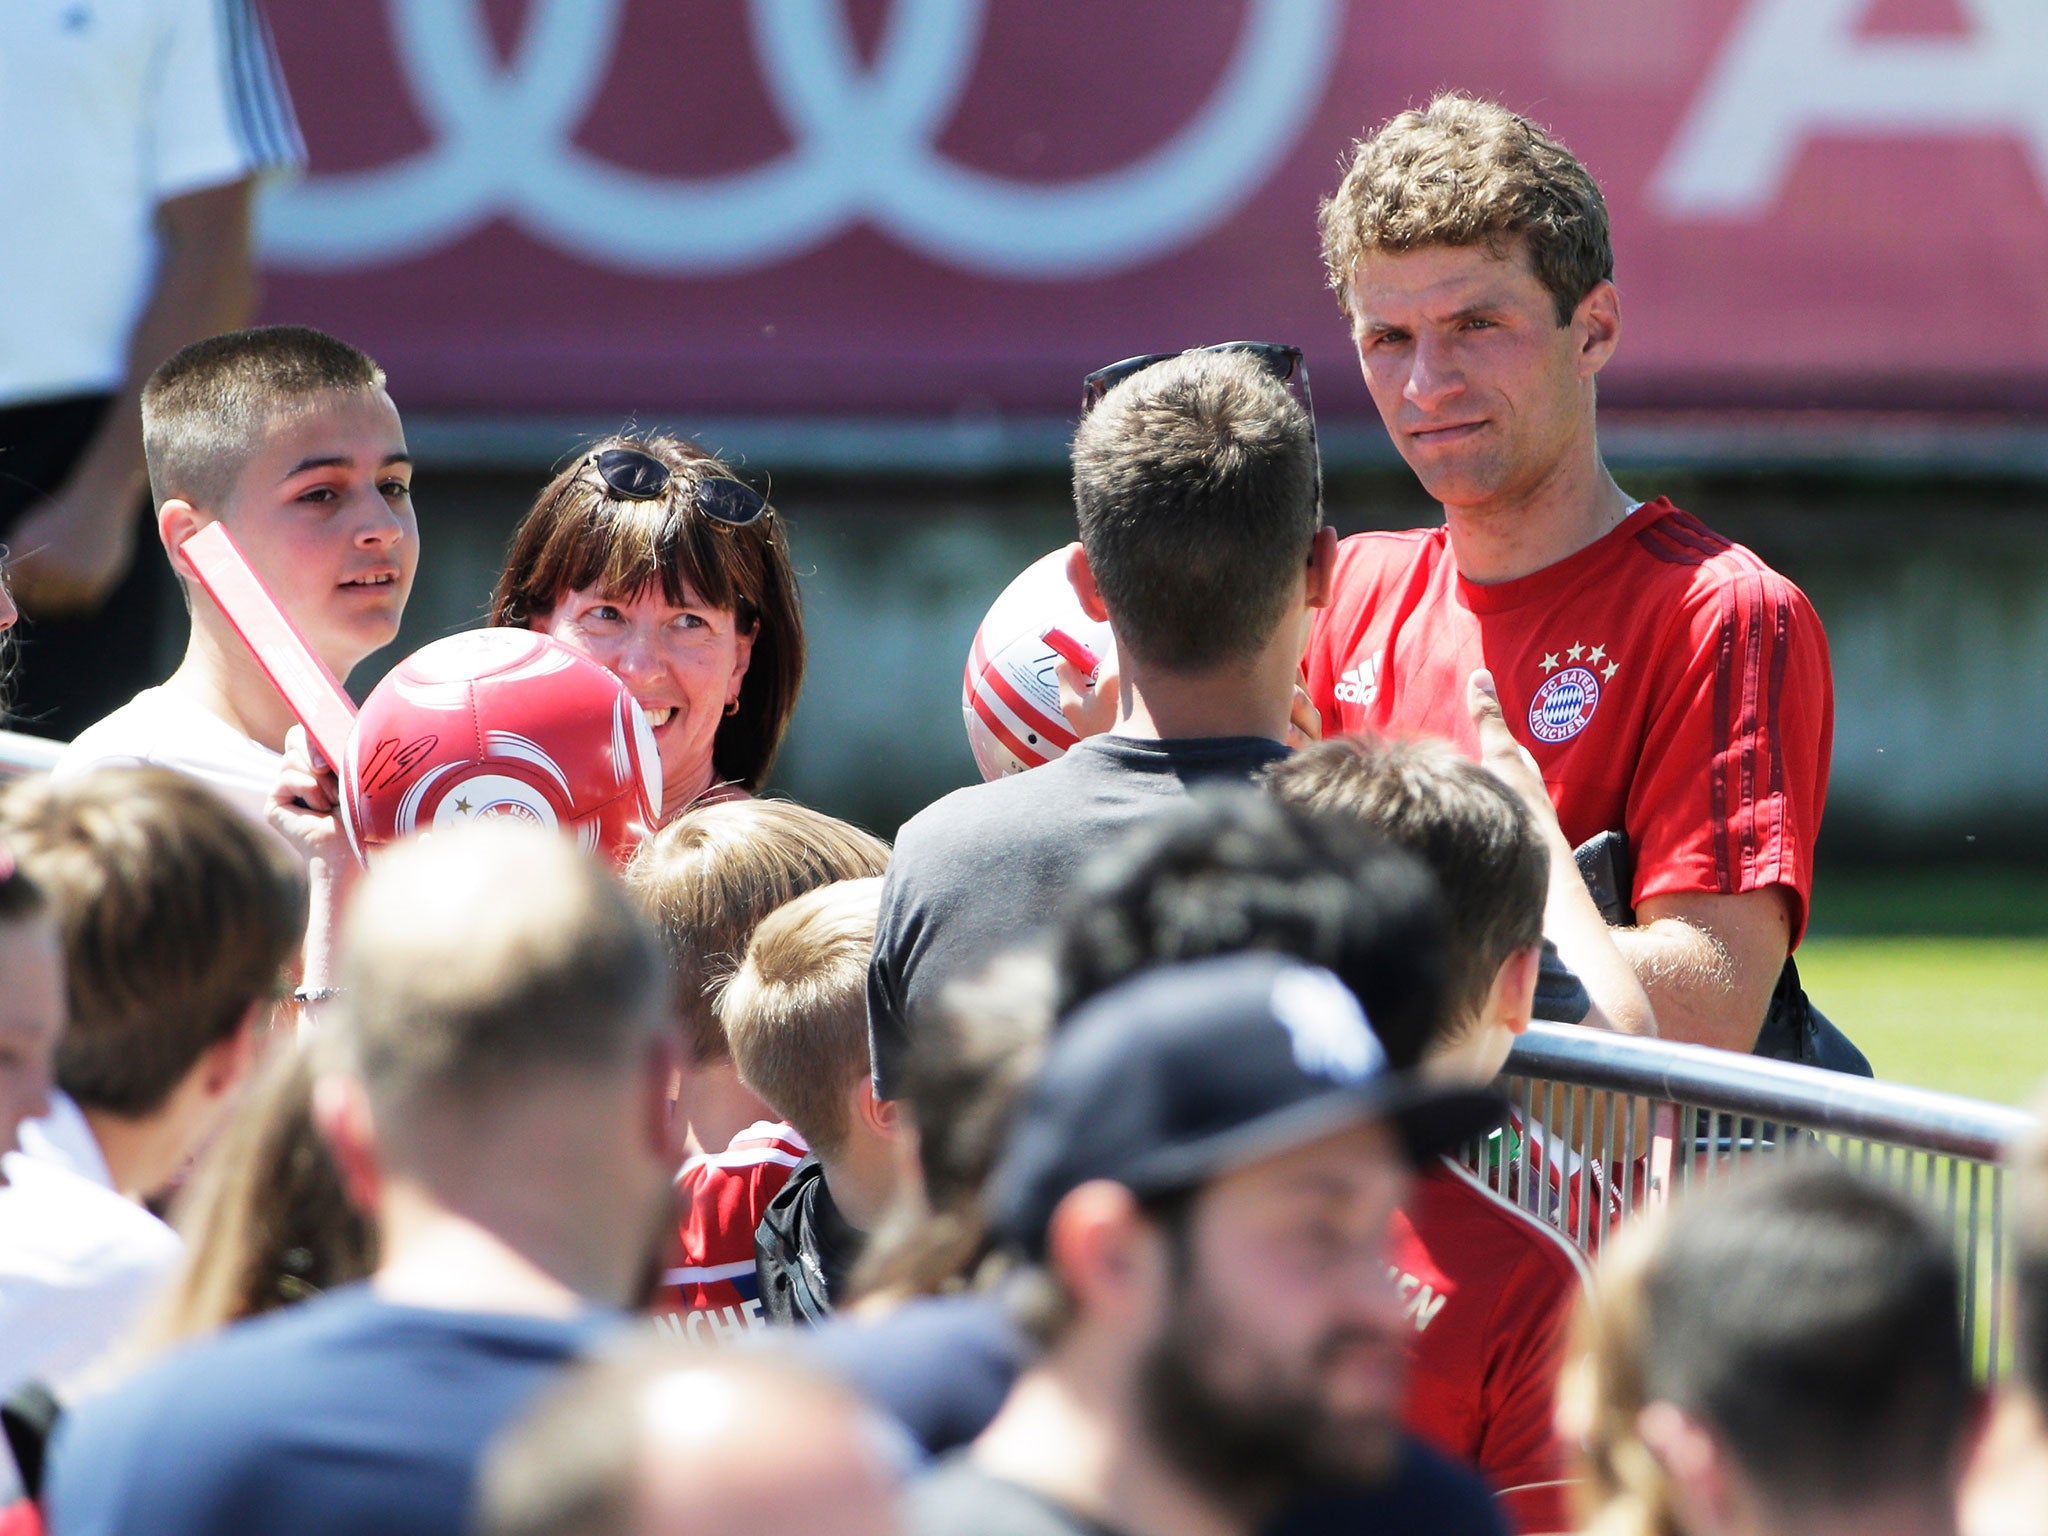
[652,1121,809,1343]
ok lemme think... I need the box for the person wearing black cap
[909,951,1508,1536]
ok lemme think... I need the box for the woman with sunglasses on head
[490,433,805,821]
[263,434,803,1032]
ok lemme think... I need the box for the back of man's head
[476,1343,901,1536]
[1053,786,1446,1068]
[1264,735,1544,1042]
[1630,1162,1973,1518]
[1071,349,1320,673]
[624,799,890,1066]
[719,878,880,1160]
[0,767,305,1120]
[142,325,387,512]
[329,826,668,1153]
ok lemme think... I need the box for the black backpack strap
[3,1379,62,1500]
[1752,955,1873,1078]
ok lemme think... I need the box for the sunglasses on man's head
[1081,340,1307,413]
[588,446,768,528]
[1081,341,1322,515]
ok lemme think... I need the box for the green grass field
[1798,939,2048,1106]
[1799,872,2048,1107]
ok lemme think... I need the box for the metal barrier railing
[0,727,61,782]
[1463,1022,2037,1381]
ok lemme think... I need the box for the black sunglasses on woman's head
[588,447,767,528]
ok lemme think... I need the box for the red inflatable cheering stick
[177,522,359,771]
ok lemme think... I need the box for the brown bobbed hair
[489,432,805,792]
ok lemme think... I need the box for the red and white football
[962,547,1116,780]
[341,629,662,866]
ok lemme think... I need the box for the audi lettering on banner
[263,0,1339,278]
[261,0,2048,419]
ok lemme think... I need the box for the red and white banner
[262,0,2048,420]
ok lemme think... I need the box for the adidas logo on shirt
[1334,655,1380,706]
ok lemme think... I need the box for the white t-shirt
[56,685,284,830]
[14,1090,114,1189]
[0,1093,183,1503]
[0,0,303,405]
[0,1157,180,1396]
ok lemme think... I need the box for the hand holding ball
[962,547,1116,780]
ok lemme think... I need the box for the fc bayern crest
[1529,667,1602,744]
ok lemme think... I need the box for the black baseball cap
[987,951,1506,1258]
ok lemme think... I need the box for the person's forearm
[1541,843,1656,1037]
[1611,919,1767,1053]
[62,181,259,508]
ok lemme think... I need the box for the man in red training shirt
[1309,93,1833,1056]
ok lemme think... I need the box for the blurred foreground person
[0,844,59,1164]
[870,345,1331,1099]
[0,768,302,1411]
[1566,1162,1977,1536]
[1961,1102,2048,1536]
[1060,779,1582,1530]
[808,954,1051,1455]
[912,953,1507,1536]
[0,844,65,1495]
[477,1344,902,1536]
[43,827,680,1536]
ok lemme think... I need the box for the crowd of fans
[0,90,2040,1536]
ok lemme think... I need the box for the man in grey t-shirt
[869,345,1335,1097]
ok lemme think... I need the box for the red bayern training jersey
[1304,499,1832,941]
[1391,1159,1591,1535]
[650,1121,807,1343]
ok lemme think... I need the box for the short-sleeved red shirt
[1391,1160,1591,1535]
[1304,499,1832,942]
[650,1121,807,1344]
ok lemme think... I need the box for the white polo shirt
[0,1092,183,1506]
[0,0,303,407]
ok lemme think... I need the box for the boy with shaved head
[57,325,418,829]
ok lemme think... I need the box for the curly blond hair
[1318,93,1611,324]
